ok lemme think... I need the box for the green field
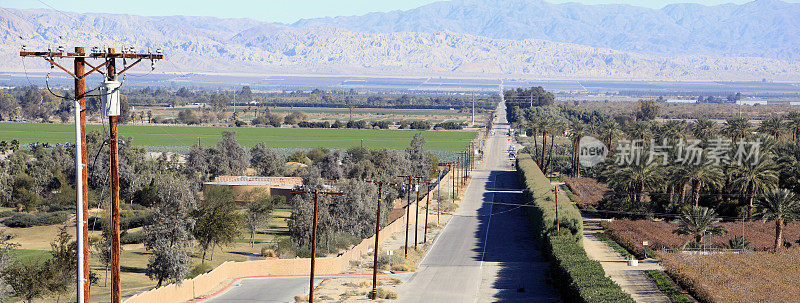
[0,123,475,151]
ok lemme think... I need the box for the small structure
[203,175,304,202]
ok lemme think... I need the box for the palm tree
[673,206,727,246]
[757,189,800,251]
[545,119,566,175]
[723,117,753,143]
[732,155,778,219]
[680,163,724,208]
[757,116,784,141]
[598,120,621,149]
[569,120,587,177]
[626,120,654,142]
[659,120,687,143]
[618,162,662,204]
[787,111,800,142]
[692,118,717,142]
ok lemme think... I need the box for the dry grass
[564,178,608,208]
[603,219,800,254]
[660,249,800,303]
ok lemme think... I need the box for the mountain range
[1,0,799,81]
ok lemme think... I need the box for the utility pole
[20,46,162,303]
[365,180,394,300]
[290,189,343,303]
[451,163,456,201]
[106,48,123,303]
[397,175,415,258]
[555,185,560,232]
[73,47,87,303]
[423,181,433,243]
[471,92,475,126]
[413,176,425,249]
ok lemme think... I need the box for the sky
[1,0,798,24]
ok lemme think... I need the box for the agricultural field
[564,178,608,208]
[0,122,476,151]
[602,219,800,253]
[659,250,800,303]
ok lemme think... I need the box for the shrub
[646,270,692,303]
[517,153,633,303]
[187,263,214,279]
[3,211,70,227]
[370,288,397,299]
[433,121,463,130]
[120,230,145,244]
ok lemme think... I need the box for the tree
[318,150,343,180]
[193,186,241,262]
[47,226,77,301]
[144,176,196,287]
[610,162,662,205]
[756,189,800,251]
[673,206,727,246]
[636,100,660,121]
[786,111,800,142]
[0,92,17,121]
[692,118,718,142]
[250,143,284,176]
[208,131,249,177]
[0,230,18,300]
[723,118,752,143]
[211,92,231,111]
[679,163,724,208]
[243,189,280,247]
[284,111,308,125]
[407,133,431,178]
[178,109,201,125]
[732,155,778,219]
[758,116,784,141]
[2,259,50,303]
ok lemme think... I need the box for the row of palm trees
[676,188,799,251]
[510,101,800,215]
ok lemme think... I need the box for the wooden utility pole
[413,176,425,249]
[106,48,123,303]
[290,189,343,303]
[555,185,560,232]
[397,175,414,258]
[20,46,161,303]
[423,181,433,243]
[451,163,456,200]
[365,180,394,300]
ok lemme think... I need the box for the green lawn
[0,123,475,151]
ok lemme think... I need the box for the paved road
[204,100,558,303]
[396,100,558,302]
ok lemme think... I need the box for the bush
[517,153,633,303]
[370,288,397,299]
[3,211,70,227]
[433,121,463,130]
[646,270,692,303]
[187,263,214,279]
[120,230,145,244]
[87,210,153,231]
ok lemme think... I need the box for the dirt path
[582,218,671,303]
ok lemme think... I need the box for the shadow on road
[472,168,560,302]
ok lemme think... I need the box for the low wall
[125,170,453,303]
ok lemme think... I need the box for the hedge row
[88,210,153,231]
[3,211,70,227]
[517,153,634,303]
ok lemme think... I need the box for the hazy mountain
[293,0,800,60]
[0,2,799,81]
